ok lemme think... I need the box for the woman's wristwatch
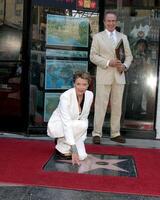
[71,145,78,153]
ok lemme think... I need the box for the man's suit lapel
[116,32,123,47]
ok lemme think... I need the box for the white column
[156,73,160,139]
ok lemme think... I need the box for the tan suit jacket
[90,30,133,85]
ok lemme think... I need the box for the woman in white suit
[47,72,93,165]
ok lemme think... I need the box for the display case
[28,5,98,130]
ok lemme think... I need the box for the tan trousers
[92,83,124,138]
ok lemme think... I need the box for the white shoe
[79,153,88,161]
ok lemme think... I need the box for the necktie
[110,32,116,48]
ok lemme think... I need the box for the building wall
[156,71,160,139]
[0,0,23,26]
[0,0,4,21]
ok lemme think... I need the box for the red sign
[77,0,99,11]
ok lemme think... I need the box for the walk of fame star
[56,155,129,173]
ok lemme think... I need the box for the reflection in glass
[124,17,158,126]
[0,0,23,61]
[0,25,22,61]
[44,93,61,122]
[0,63,22,117]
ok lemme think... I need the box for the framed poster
[89,16,99,37]
[44,93,61,122]
[46,14,89,47]
[46,49,88,58]
[45,59,88,89]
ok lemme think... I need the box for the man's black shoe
[93,136,101,144]
[110,135,126,143]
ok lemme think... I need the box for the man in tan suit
[90,11,133,144]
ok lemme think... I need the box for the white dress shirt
[105,29,117,44]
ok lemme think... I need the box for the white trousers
[56,133,87,160]
[49,120,88,160]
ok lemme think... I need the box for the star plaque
[44,153,137,177]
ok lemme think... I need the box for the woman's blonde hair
[73,71,91,85]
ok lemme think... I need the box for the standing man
[90,11,133,144]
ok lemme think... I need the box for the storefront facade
[0,0,160,138]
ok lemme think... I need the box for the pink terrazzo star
[57,155,128,173]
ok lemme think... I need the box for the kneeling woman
[47,72,93,165]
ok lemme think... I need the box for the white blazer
[47,88,93,145]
